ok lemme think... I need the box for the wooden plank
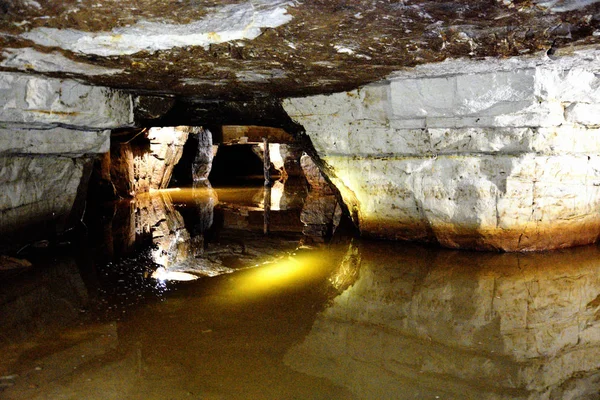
[221,125,294,144]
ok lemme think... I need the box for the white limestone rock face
[0,72,134,251]
[1,48,125,76]
[20,0,294,57]
[0,156,86,250]
[0,72,133,129]
[283,49,600,251]
[0,126,110,156]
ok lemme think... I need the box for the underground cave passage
[1,0,600,394]
[3,115,600,399]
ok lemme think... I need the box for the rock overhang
[0,0,599,100]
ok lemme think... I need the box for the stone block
[300,193,338,225]
[344,125,600,156]
[0,126,109,155]
[322,151,600,250]
[285,56,600,250]
[536,67,600,103]
[390,69,536,119]
[564,103,600,126]
[534,155,591,184]
[529,126,600,154]
[427,127,534,154]
[347,123,392,155]
[300,154,334,193]
[389,101,564,130]
[0,72,133,129]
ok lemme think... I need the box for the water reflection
[4,182,600,399]
[139,185,232,278]
[3,234,600,398]
[0,242,353,400]
[231,245,357,300]
[101,179,310,282]
[285,242,600,400]
[0,255,90,345]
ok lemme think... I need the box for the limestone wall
[0,72,133,251]
[109,126,191,198]
[283,48,600,251]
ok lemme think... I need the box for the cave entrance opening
[169,125,300,188]
[165,125,310,237]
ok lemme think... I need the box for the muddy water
[1,182,600,400]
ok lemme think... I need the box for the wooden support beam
[221,125,294,144]
[263,137,271,235]
[263,137,270,186]
[263,185,271,235]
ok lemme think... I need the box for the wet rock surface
[300,154,342,241]
[108,126,190,197]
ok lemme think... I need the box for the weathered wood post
[263,137,271,235]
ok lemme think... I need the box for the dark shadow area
[169,133,200,187]
[208,144,279,186]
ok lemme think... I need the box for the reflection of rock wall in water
[133,190,233,277]
[0,257,90,350]
[285,242,600,399]
[139,192,192,268]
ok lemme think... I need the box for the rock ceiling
[0,0,599,101]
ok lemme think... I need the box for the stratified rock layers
[110,126,189,197]
[283,49,600,251]
[0,71,133,250]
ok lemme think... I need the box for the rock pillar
[109,126,189,197]
[191,127,214,181]
[300,154,342,241]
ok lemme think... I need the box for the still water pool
[1,183,600,399]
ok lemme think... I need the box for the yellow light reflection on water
[231,250,332,298]
[252,257,304,284]
[156,187,219,205]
